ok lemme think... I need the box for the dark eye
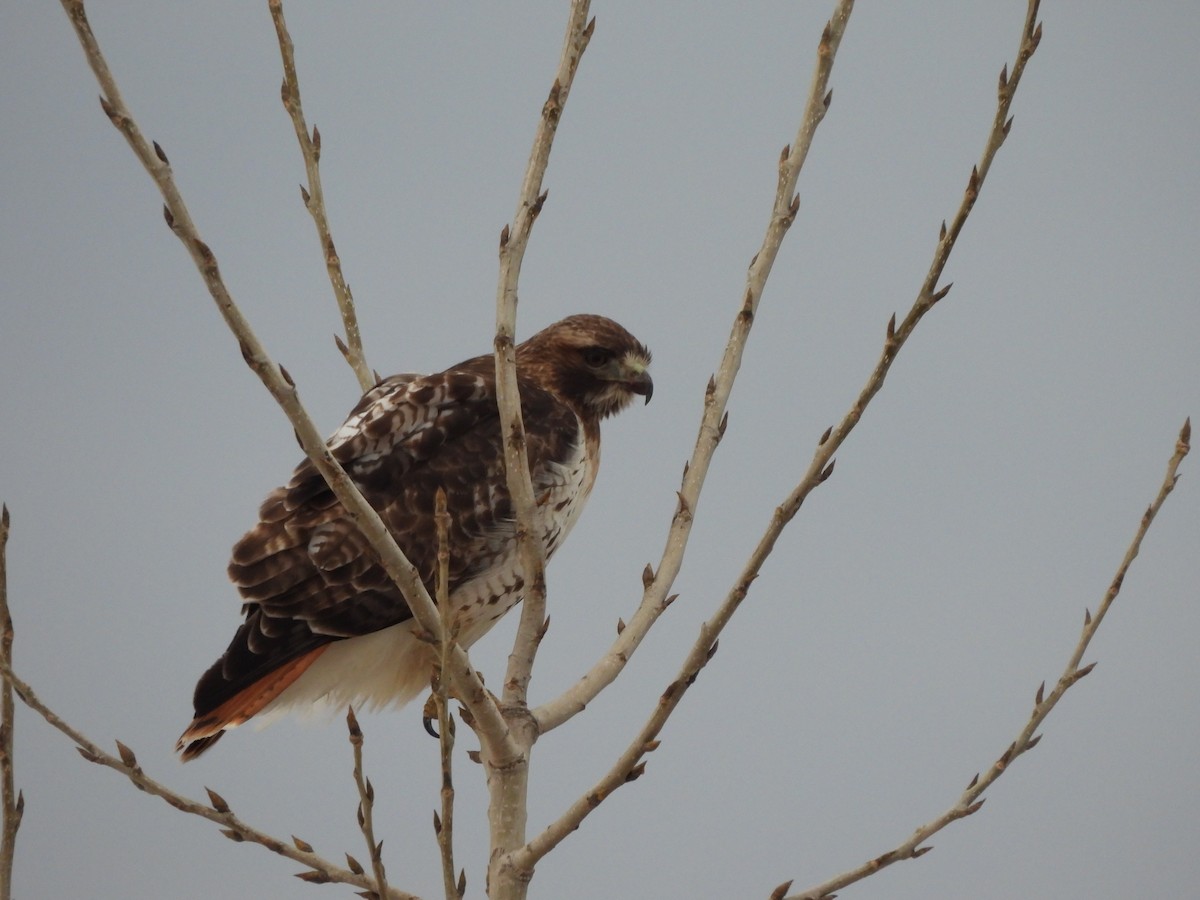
[581,346,613,368]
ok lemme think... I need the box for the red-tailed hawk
[177,315,651,760]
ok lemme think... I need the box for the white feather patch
[254,622,432,727]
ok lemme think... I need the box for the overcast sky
[1,2,1197,898]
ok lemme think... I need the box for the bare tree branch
[786,416,1191,900]
[496,0,595,708]
[0,506,21,900]
[534,0,854,735]
[269,0,374,393]
[57,0,518,765]
[0,659,420,900]
[346,709,389,900]
[485,4,594,898]
[433,490,464,900]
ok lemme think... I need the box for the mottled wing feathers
[179,314,653,760]
[182,356,581,754]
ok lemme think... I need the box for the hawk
[177,315,651,760]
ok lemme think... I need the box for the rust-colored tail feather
[176,645,328,761]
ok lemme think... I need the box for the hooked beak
[627,370,653,404]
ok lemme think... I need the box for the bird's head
[518,314,652,420]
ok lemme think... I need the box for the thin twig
[347,709,389,900]
[0,506,21,900]
[433,490,463,900]
[786,417,1191,900]
[269,0,374,393]
[496,0,594,708]
[0,660,419,899]
[57,0,518,765]
[534,0,854,735]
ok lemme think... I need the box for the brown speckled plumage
[177,315,651,759]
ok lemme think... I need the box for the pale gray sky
[1,3,1197,898]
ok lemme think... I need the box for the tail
[176,645,328,761]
